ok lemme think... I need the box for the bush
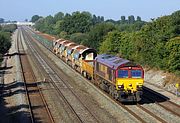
[0,31,11,54]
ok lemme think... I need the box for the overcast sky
[0,0,179,21]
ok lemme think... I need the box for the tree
[88,22,116,49]
[165,37,180,74]
[57,11,93,34]
[92,15,97,25]
[45,15,55,24]
[99,31,121,54]
[0,18,4,23]
[128,15,135,24]
[34,18,45,31]
[31,15,42,22]
[121,16,126,24]
[137,16,141,21]
[100,16,104,22]
[34,17,55,34]
[54,20,63,34]
[2,24,17,33]
[106,19,116,24]
[0,31,11,54]
[70,33,90,46]
[100,31,135,59]
[59,31,69,39]
[54,12,64,22]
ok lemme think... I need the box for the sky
[0,0,180,22]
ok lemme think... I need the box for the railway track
[22,27,180,123]
[17,28,55,123]
[21,28,99,123]
[143,87,180,117]
[93,84,167,123]
[26,30,154,122]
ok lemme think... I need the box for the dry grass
[164,72,180,85]
[35,31,57,41]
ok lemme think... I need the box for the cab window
[118,70,128,78]
[131,70,142,78]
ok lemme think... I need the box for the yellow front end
[116,78,144,93]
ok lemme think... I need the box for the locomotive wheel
[99,82,106,91]
[109,85,115,97]
[113,90,119,100]
[99,82,103,90]
[118,91,124,101]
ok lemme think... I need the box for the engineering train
[32,30,144,102]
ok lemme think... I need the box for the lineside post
[175,83,180,97]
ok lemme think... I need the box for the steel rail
[21,28,85,123]
[143,87,180,117]
[23,27,98,122]
[20,28,56,123]
[18,28,55,123]
[17,29,35,123]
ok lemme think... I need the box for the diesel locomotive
[33,31,144,102]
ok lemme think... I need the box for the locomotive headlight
[137,85,142,88]
[137,83,143,88]
[118,84,124,88]
[137,82,142,85]
[118,85,122,88]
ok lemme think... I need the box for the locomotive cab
[116,64,144,101]
[94,54,144,102]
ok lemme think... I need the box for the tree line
[32,10,180,75]
[0,24,17,62]
[32,12,145,48]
